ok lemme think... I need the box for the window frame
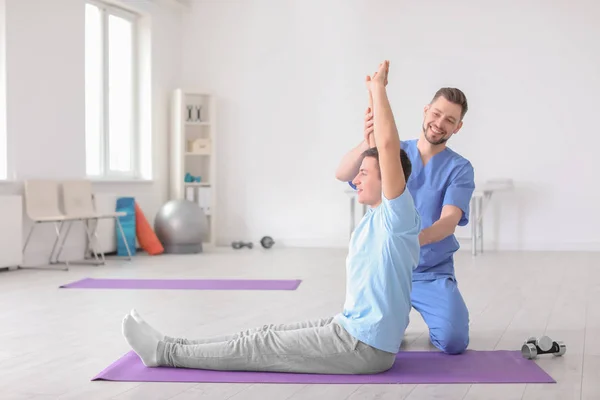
[85,0,141,179]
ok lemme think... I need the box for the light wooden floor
[0,247,598,400]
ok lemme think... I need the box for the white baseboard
[456,237,600,252]
[218,236,349,249]
[223,236,600,252]
[20,244,83,267]
[277,238,349,249]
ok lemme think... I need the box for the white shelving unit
[170,89,217,247]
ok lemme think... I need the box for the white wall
[180,0,598,251]
[0,0,183,265]
[0,0,7,180]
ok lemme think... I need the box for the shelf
[172,89,216,248]
[185,182,211,187]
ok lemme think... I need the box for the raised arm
[367,91,376,148]
[368,60,406,199]
[335,109,377,182]
[334,85,378,182]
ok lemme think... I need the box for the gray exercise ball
[154,199,208,254]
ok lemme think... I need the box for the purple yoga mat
[60,278,301,291]
[92,350,555,384]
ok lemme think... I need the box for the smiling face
[351,156,382,207]
[351,148,413,207]
[421,89,468,146]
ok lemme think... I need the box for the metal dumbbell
[525,336,554,352]
[260,236,275,249]
[521,336,566,359]
[232,241,253,249]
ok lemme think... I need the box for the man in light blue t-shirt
[333,139,421,354]
[336,87,475,355]
[121,61,420,375]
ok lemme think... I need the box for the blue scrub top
[349,139,475,281]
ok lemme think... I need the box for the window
[85,1,139,178]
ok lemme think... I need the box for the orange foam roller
[135,202,164,255]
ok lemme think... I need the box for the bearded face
[422,96,464,145]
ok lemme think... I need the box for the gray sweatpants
[156,316,396,374]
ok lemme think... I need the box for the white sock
[130,309,166,342]
[122,314,159,367]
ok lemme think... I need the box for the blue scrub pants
[411,277,470,354]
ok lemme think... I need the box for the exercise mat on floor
[60,278,302,290]
[92,350,555,384]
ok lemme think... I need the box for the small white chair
[20,180,79,270]
[54,180,132,265]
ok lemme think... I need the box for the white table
[469,180,514,255]
[344,188,367,237]
[344,179,514,255]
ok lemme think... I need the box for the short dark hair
[431,87,468,120]
[361,147,412,183]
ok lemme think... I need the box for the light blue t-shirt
[334,189,421,354]
[347,140,475,281]
[401,139,475,281]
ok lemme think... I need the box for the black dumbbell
[260,236,275,249]
[521,336,566,359]
[232,241,253,249]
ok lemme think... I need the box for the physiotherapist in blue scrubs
[336,87,475,354]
